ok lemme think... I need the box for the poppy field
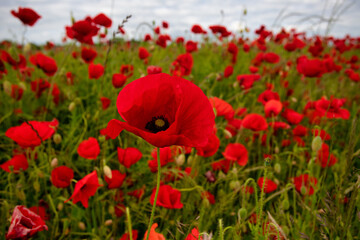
[1,7,360,240]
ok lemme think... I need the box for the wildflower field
[1,7,360,240]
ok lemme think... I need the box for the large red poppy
[150,184,183,209]
[0,154,28,173]
[65,170,102,208]
[5,119,59,148]
[29,53,57,76]
[11,7,41,26]
[6,205,48,239]
[102,73,215,148]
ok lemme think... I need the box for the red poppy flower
[162,21,169,28]
[148,147,174,173]
[258,90,280,105]
[120,64,134,77]
[31,79,50,98]
[77,137,100,160]
[185,227,203,240]
[144,223,165,240]
[105,170,126,189]
[211,159,231,173]
[66,19,99,45]
[65,170,102,208]
[10,84,24,101]
[201,191,215,204]
[81,47,97,63]
[138,47,150,60]
[242,113,268,131]
[171,53,193,77]
[236,74,261,90]
[314,97,350,119]
[209,25,231,37]
[293,174,318,195]
[117,147,142,168]
[1,51,26,69]
[6,205,48,239]
[223,143,248,166]
[262,52,280,63]
[282,108,304,125]
[292,125,308,137]
[196,132,220,157]
[11,7,41,26]
[102,73,215,148]
[93,13,112,28]
[312,129,331,141]
[257,177,277,193]
[51,166,74,188]
[186,41,198,53]
[128,187,145,200]
[264,100,282,117]
[112,73,127,88]
[225,118,242,137]
[6,119,59,148]
[29,53,57,76]
[296,55,326,78]
[88,63,104,79]
[147,65,162,74]
[120,230,138,240]
[228,42,238,63]
[191,24,207,34]
[28,206,49,221]
[150,184,183,209]
[0,154,28,173]
[100,97,111,110]
[209,97,235,120]
[316,143,337,168]
[176,37,184,44]
[224,65,234,78]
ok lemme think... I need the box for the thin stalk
[126,207,133,240]
[146,147,161,240]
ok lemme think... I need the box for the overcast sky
[1,0,359,44]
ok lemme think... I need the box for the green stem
[255,166,268,240]
[146,147,161,240]
[126,207,133,240]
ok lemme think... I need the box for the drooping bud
[239,208,247,219]
[51,158,58,168]
[175,154,185,166]
[103,165,112,179]
[53,133,62,144]
[78,222,86,231]
[312,136,322,152]
[274,163,281,174]
[68,102,76,112]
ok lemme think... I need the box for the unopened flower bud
[239,208,247,219]
[105,219,113,226]
[18,82,26,90]
[33,181,40,192]
[300,185,307,195]
[175,154,185,166]
[274,163,281,174]
[98,135,106,143]
[53,133,62,144]
[108,205,115,214]
[57,202,64,211]
[229,180,241,191]
[312,136,322,152]
[103,165,112,179]
[78,222,86,231]
[3,81,11,96]
[282,199,290,210]
[23,43,32,53]
[68,102,76,112]
[223,129,233,138]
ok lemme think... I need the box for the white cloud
[1,0,359,44]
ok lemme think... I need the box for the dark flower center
[145,116,170,133]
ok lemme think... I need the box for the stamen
[145,116,169,133]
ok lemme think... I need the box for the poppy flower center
[145,116,170,133]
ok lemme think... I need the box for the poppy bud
[57,202,63,211]
[108,205,115,214]
[223,129,233,138]
[282,199,290,210]
[98,135,106,143]
[16,189,26,201]
[68,102,76,112]
[274,163,281,173]
[312,136,322,152]
[300,185,307,195]
[53,133,62,144]
[33,181,40,192]
[202,198,210,208]
[105,219,112,226]
[239,207,247,219]
[229,180,241,190]
[74,97,82,105]
[103,165,112,179]
[18,82,26,90]
[78,222,86,231]
[175,154,185,166]
[3,81,11,95]
[187,155,194,165]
